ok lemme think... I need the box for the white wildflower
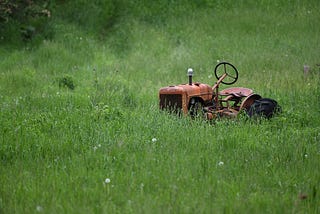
[105,178,111,184]
[218,161,224,166]
[36,205,43,212]
[152,138,157,143]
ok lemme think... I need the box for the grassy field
[1,1,320,213]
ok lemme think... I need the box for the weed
[58,76,75,90]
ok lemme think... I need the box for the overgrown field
[1,1,319,213]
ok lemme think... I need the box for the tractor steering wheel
[214,62,239,85]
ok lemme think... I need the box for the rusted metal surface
[219,87,253,97]
[159,82,212,114]
[239,94,261,111]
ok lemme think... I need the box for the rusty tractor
[159,62,281,119]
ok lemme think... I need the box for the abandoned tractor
[159,62,281,119]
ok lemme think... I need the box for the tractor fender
[239,93,262,112]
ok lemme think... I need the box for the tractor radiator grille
[160,94,182,113]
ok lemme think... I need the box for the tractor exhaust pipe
[187,68,193,85]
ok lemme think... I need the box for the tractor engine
[159,68,213,115]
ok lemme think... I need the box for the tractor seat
[219,87,253,97]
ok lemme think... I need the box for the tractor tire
[247,98,281,119]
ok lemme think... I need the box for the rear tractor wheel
[248,98,281,119]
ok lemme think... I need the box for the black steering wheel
[214,62,239,85]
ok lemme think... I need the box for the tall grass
[1,0,319,213]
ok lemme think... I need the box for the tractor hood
[159,82,212,98]
[159,82,213,114]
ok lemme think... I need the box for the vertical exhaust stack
[187,68,193,85]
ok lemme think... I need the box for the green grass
[1,1,320,213]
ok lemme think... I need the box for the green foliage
[0,0,16,22]
[58,75,75,90]
[55,0,117,36]
[0,0,320,213]
[91,102,123,121]
[0,0,52,46]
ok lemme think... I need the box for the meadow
[0,0,319,213]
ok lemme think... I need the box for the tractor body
[159,62,280,119]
